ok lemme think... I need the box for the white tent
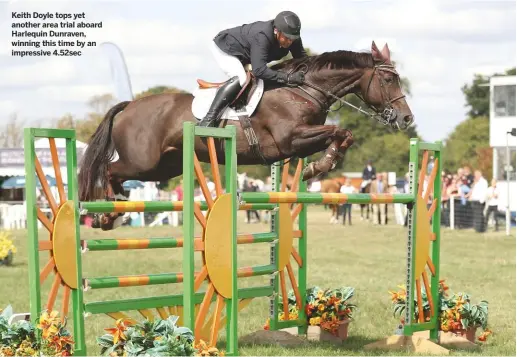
[0,139,87,181]
[33,138,88,149]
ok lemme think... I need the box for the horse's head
[91,212,126,230]
[357,41,414,130]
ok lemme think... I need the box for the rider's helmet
[273,11,301,40]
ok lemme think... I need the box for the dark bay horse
[78,41,414,230]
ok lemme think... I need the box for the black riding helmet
[273,11,301,40]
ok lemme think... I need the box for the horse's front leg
[291,125,354,181]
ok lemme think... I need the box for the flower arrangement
[304,286,357,336]
[389,280,492,342]
[264,286,357,337]
[0,233,16,266]
[0,305,73,356]
[97,316,224,356]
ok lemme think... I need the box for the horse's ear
[381,43,391,63]
[371,41,383,62]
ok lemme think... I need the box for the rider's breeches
[210,40,247,86]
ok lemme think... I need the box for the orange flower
[104,318,133,344]
[263,318,270,330]
[478,329,492,342]
[48,334,74,352]
[37,310,61,338]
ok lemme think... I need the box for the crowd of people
[440,166,501,232]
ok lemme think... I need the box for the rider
[197,10,309,127]
[360,160,376,192]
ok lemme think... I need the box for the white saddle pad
[191,79,264,121]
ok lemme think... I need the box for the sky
[0,0,515,142]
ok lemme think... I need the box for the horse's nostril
[404,115,413,123]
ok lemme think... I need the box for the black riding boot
[197,76,242,127]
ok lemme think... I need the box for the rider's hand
[287,71,305,87]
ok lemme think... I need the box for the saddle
[196,64,259,111]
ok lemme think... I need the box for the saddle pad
[191,78,264,121]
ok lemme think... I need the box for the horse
[78,41,414,230]
[319,176,347,224]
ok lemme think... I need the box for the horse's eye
[385,76,394,84]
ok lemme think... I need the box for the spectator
[370,173,388,225]
[174,180,183,201]
[458,178,471,206]
[427,156,435,174]
[468,170,488,233]
[485,178,500,231]
[463,166,474,187]
[339,178,356,225]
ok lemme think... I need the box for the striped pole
[240,192,414,204]
[84,232,279,251]
[81,201,276,213]
[85,273,184,289]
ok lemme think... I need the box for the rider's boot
[197,76,242,127]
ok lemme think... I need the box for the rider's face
[276,31,294,48]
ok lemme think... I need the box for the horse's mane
[270,50,374,73]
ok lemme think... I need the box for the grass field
[1,206,515,356]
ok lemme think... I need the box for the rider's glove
[277,71,305,87]
[286,71,305,87]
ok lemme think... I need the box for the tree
[54,114,76,129]
[0,113,26,148]
[461,74,491,118]
[134,85,189,99]
[461,67,516,118]
[442,116,490,174]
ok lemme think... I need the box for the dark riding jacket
[362,166,376,180]
[213,20,308,82]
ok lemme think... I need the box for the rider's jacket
[213,20,307,82]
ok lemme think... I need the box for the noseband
[293,62,407,127]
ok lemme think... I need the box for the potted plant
[439,293,490,343]
[265,286,357,341]
[97,316,224,356]
[0,233,16,266]
[389,280,492,343]
[0,305,74,356]
[304,286,357,340]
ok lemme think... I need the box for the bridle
[291,61,408,129]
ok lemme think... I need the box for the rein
[288,61,406,128]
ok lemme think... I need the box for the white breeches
[210,40,247,86]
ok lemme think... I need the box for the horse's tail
[78,101,131,201]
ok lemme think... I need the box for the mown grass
[1,206,515,355]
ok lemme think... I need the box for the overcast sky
[0,0,515,142]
